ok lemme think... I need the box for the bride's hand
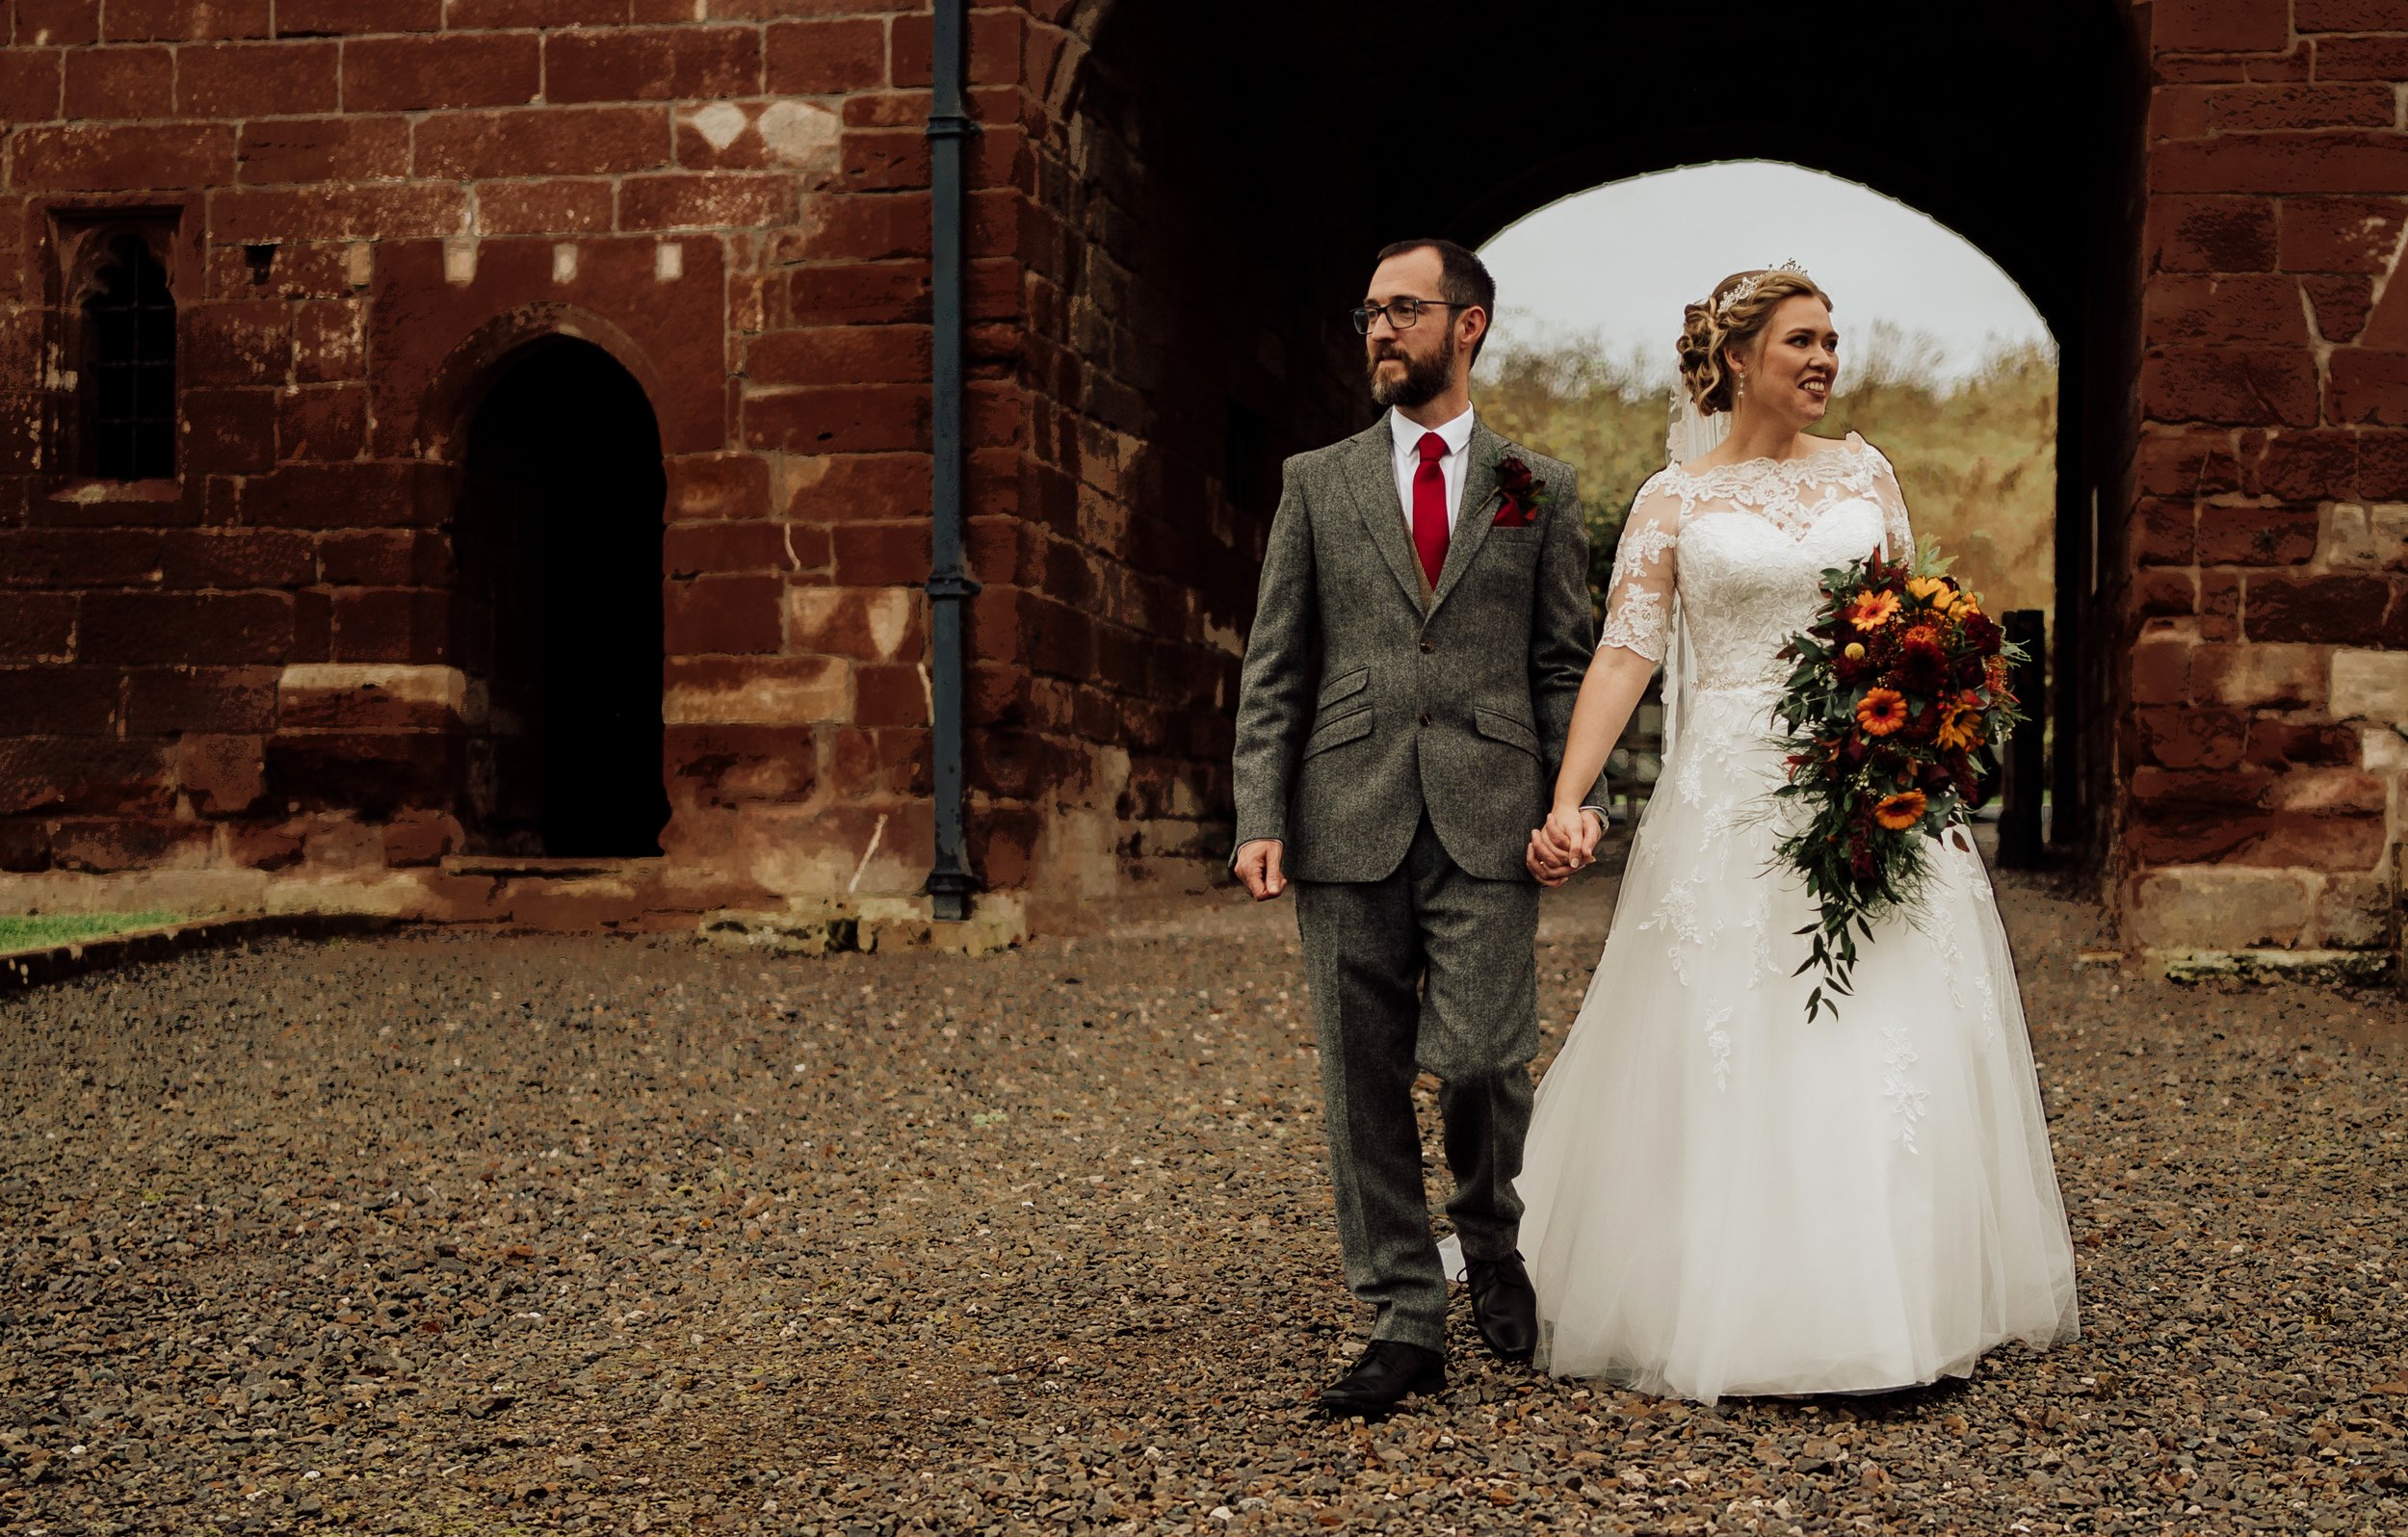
[1546,805,1597,867]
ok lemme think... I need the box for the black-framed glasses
[1350,298,1470,335]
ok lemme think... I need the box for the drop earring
[1735,372,1747,403]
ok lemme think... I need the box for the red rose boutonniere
[1493,455,1547,527]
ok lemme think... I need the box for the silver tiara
[1714,260,1810,320]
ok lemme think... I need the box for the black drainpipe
[922,0,980,922]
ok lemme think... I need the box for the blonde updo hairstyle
[1678,269,1835,415]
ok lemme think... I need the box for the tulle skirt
[1516,686,2079,1403]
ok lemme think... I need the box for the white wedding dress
[1514,431,2079,1404]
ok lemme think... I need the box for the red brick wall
[2126,0,2408,956]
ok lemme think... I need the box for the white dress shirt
[1386,404,1476,535]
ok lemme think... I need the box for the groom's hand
[1234,839,1287,901]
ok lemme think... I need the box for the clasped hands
[1527,806,1604,888]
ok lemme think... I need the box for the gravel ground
[2,861,2405,1536]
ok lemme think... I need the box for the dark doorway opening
[454,336,669,859]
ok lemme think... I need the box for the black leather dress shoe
[1318,1340,1445,1418]
[1466,1252,1538,1362]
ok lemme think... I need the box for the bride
[1516,265,2080,1403]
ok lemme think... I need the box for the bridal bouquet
[1768,539,2028,1021]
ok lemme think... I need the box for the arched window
[78,232,177,481]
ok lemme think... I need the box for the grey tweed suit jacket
[1231,415,1607,884]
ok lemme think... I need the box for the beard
[1367,327,1456,409]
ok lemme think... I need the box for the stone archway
[1005,0,2144,893]
[451,335,670,859]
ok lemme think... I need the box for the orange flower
[1873,790,1929,830]
[1855,688,1909,737]
[1847,589,1901,631]
[1935,693,1986,751]
[1900,623,1941,649]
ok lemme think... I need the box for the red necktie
[1411,430,1450,590]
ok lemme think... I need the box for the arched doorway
[453,336,670,859]
[1046,0,2143,870]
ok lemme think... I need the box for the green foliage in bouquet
[1768,536,2028,1021]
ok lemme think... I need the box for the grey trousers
[1293,815,1539,1351]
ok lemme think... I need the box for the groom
[1230,239,1608,1416]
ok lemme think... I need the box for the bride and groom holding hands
[1230,239,2081,1417]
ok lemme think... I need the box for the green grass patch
[0,911,183,951]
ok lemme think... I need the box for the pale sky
[1479,161,2051,382]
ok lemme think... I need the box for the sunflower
[1906,575,1952,605]
[1855,688,1909,737]
[1934,692,1987,751]
[1873,790,1929,830]
[1846,589,1901,631]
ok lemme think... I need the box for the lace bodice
[1598,432,1914,690]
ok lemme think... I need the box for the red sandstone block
[2278,196,2408,273]
[214,175,462,246]
[2329,349,2408,425]
[745,325,929,385]
[2315,34,2408,77]
[81,591,294,664]
[2156,133,2408,195]
[0,738,171,817]
[836,127,929,192]
[278,383,371,461]
[665,723,817,807]
[275,0,439,34]
[50,818,214,873]
[664,520,792,577]
[779,451,927,522]
[2210,84,2397,132]
[103,0,272,40]
[473,178,616,235]
[0,818,51,873]
[2199,569,2243,638]
[2244,571,2392,642]
[2154,0,2290,51]
[159,529,315,588]
[2295,0,2408,25]
[171,732,266,814]
[14,0,98,44]
[2140,347,2318,427]
[0,667,117,734]
[851,662,922,728]
[317,530,446,586]
[175,39,337,116]
[125,666,275,733]
[798,194,929,262]
[545,26,762,103]
[343,32,539,111]
[380,808,459,868]
[2130,637,2192,706]
[243,462,436,530]
[64,44,172,117]
[412,105,672,178]
[762,16,887,93]
[786,261,930,325]
[1,592,77,664]
[2305,274,2376,343]
[743,384,929,454]
[2133,568,2199,621]
[184,300,291,387]
[2196,506,2319,565]
[264,732,460,818]
[181,389,280,476]
[14,121,236,191]
[2134,432,2244,496]
[291,300,366,382]
[236,116,412,184]
[618,172,798,230]
[330,587,448,663]
[0,48,62,120]
[2245,430,2359,499]
[0,530,163,587]
[2362,430,2408,496]
[2246,719,2362,768]
[665,574,782,653]
[450,0,631,24]
[829,519,928,586]
[665,453,772,520]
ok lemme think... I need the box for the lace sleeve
[1597,476,1680,663]
[1861,436,1913,560]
